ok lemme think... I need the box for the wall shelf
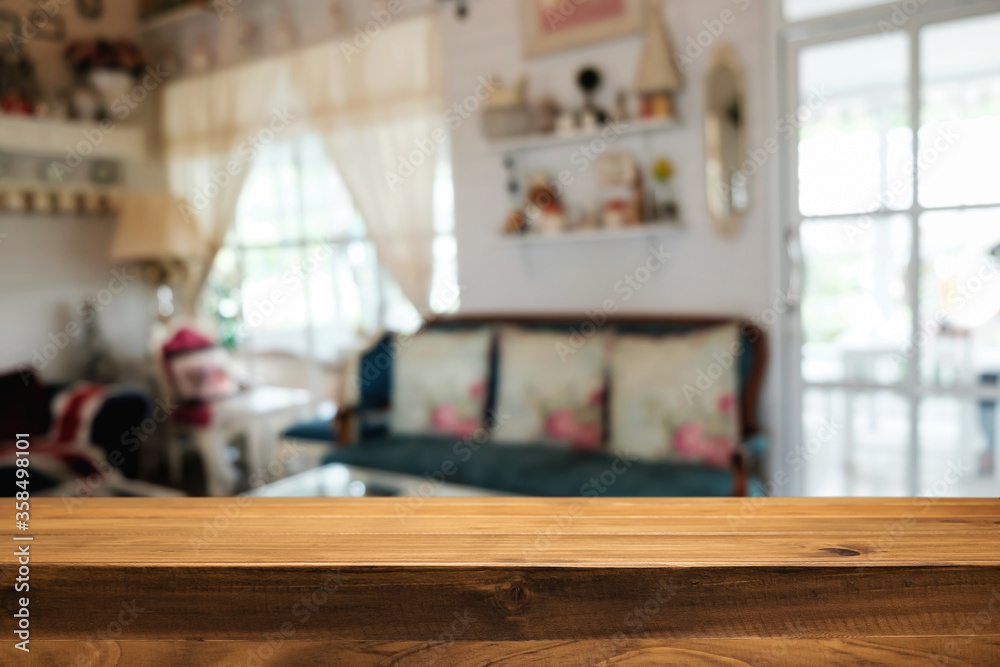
[497,221,683,246]
[0,179,123,216]
[0,116,148,162]
[486,116,677,155]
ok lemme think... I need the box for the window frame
[211,134,457,387]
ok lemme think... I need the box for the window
[782,4,1000,496]
[204,133,457,375]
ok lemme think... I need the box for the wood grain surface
[2,498,998,665]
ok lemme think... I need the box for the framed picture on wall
[520,0,643,58]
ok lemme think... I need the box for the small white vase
[88,69,135,110]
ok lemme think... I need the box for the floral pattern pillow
[609,325,741,467]
[390,329,493,438]
[492,328,606,450]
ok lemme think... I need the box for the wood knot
[820,547,861,557]
[494,581,531,616]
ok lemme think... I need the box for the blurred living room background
[0,0,998,500]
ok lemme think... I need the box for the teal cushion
[744,433,768,459]
[323,436,736,497]
[282,419,335,443]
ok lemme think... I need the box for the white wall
[441,0,775,318]
[0,215,155,382]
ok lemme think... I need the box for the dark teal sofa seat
[282,419,336,442]
[323,435,739,497]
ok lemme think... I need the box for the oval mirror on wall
[704,44,748,236]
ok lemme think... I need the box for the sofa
[323,314,767,497]
[1,370,156,496]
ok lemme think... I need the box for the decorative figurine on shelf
[504,209,527,235]
[576,66,607,126]
[580,109,599,133]
[525,173,565,236]
[651,157,678,221]
[64,39,149,120]
[534,96,561,134]
[0,53,42,116]
[602,200,629,229]
[502,156,528,235]
[554,110,576,137]
[599,153,643,228]
[635,0,681,120]
[610,89,630,124]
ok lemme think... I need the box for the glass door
[781,3,1000,497]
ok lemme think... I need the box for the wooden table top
[20,497,1000,567]
[4,498,999,665]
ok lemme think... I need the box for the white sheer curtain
[161,59,302,314]
[161,15,444,315]
[289,18,444,311]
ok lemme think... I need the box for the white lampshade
[110,194,206,262]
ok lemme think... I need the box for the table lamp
[110,194,206,320]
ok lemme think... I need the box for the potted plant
[651,157,678,221]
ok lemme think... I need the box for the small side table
[167,387,316,496]
[212,386,315,490]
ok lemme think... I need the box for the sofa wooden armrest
[332,406,355,446]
